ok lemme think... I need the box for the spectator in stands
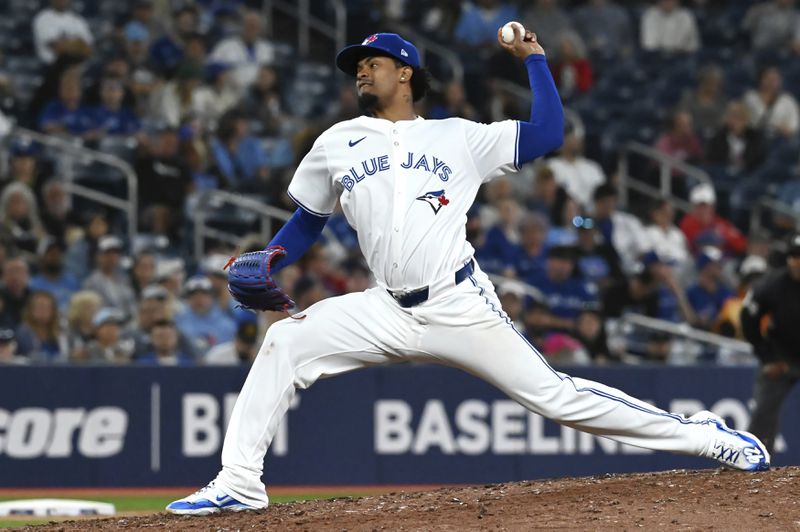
[455,0,518,50]
[496,281,526,326]
[90,76,142,136]
[298,243,348,296]
[742,0,800,53]
[1,142,40,195]
[0,182,46,256]
[428,80,478,120]
[343,257,373,293]
[205,320,260,365]
[136,319,194,365]
[527,245,598,332]
[38,73,96,138]
[122,21,151,70]
[33,0,93,65]
[744,66,800,138]
[513,213,549,280]
[85,307,133,364]
[687,247,734,330]
[65,211,109,281]
[39,179,78,242]
[654,109,704,165]
[135,125,192,241]
[130,251,157,298]
[128,284,195,359]
[201,254,241,319]
[65,289,101,361]
[16,291,66,362]
[574,309,615,362]
[643,197,691,272]
[628,250,696,323]
[29,238,79,312]
[148,5,199,75]
[175,276,236,356]
[679,64,727,140]
[546,187,579,247]
[209,10,276,94]
[640,0,701,53]
[155,258,186,316]
[522,0,577,55]
[481,198,522,276]
[574,215,625,300]
[549,33,594,101]
[0,328,24,365]
[680,183,747,255]
[83,235,137,319]
[419,0,463,43]
[292,275,330,311]
[0,257,30,328]
[716,254,767,339]
[526,165,560,218]
[591,184,648,271]
[572,0,633,59]
[194,63,239,131]
[148,63,204,128]
[210,109,271,191]
[547,124,605,209]
[239,65,288,137]
[707,101,766,176]
[27,58,84,128]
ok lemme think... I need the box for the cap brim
[336,45,399,76]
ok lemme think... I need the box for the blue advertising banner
[0,365,797,487]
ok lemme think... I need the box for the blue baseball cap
[336,33,420,76]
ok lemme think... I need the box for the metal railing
[4,126,137,245]
[620,313,753,355]
[263,0,347,56]
[396,26,464,86]
[749,196,800,232]
[193,189,294,263]
[617,142,711,213]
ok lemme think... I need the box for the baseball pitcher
[168,27,768,515]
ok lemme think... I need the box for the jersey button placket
[390,127,405,281]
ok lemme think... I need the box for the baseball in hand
[501,22,525,44]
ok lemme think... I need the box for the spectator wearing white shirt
[209,10,275,95]
[643,197,691,273]
[33,0,94,64]
[640,0,701,53]
[205,321,260,365]
[742,0,800,53]
[744,66,800,138]
[592,185,649,273]
[547,125,606,209]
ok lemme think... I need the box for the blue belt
[388,260,475,308]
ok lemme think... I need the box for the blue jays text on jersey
[341,152,453,191]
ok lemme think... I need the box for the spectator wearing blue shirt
[136,318,194,366]
[29,238,79,312]
[175,276,236,356]
[527,245,599,331]
[148,5,199,75]
[38,72,96,137]
[512,213,548,280]
[629,251,696,324]
[687,247,734,330]
[210,109,271,191]
[454,0,518,49]
[481,198,522,276]
[90,77,141,136]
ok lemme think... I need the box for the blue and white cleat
[166,481,263,515]
[691,410,770,472]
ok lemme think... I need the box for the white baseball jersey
[206,115,752,508]
[287,116,519,290]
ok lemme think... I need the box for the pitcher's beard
[357,92,379,115]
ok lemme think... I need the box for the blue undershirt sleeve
[517,54,564,163]
[266,207,328,273]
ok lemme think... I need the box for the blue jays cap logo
[416,190,450,215]
[336,33,421,76]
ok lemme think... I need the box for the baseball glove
[225,246,295,312]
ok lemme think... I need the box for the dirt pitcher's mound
[17,467,800,531]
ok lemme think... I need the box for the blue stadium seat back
[776,181,800,211]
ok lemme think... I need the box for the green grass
[0,493,363,528]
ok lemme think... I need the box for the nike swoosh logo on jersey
[348,136,366,147]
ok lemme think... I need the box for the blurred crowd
[0,0,798,366]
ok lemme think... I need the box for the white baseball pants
[215,264,715,507]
